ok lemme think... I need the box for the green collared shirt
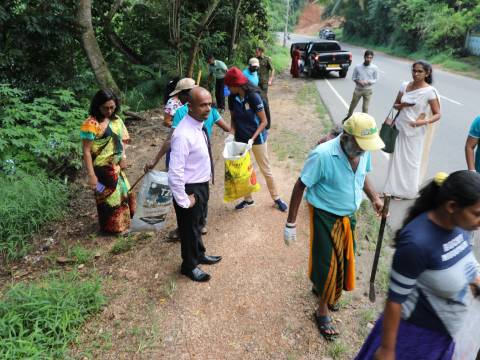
[300,136,372,216]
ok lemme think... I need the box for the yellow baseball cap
[343,112,385,151]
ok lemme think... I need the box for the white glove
[247,138,253,149]
[225,134,234,143]
[284,224,297,246]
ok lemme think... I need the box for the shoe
[199,254,222,265]
[180,267,211,282]
[235,200,255,210]
[201,227,208,235]
[166,228,180,242]
[274,198,288,212]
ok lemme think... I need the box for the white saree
[384,81,440,199]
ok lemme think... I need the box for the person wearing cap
[207,55,228,112]
[224,66,288,212]
[284,112,384,341]
[243,58,260,86]
[163,77,195,128]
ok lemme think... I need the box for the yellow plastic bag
[223,139,260,202]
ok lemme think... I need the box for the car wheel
[339,69,348,78]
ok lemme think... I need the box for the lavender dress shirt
[168,114,211,208]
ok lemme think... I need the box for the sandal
[314,313,339,341]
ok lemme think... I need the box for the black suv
[319,28,336,40]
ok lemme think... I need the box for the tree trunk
[228,0,242,60]
[169,0,183,76]
[185,0,221,78]
[104,0,144,65]
[77,0,120,94]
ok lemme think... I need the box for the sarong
[81,116,135,234]
[308,206,356,306]
[355,315,455,360]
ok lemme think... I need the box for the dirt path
[63,73,388,360]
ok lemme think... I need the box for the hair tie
[434,172,449,186]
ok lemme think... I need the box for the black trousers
[173,182,209,271]
[215,78,225,110]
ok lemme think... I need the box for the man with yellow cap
[284,112,385,341]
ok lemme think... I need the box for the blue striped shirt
[389,212,480,335]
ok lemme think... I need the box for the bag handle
[386,106,401,127]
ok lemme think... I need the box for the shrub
[0,271,105,359]
[0,84,87,177]
[0,172,69,260]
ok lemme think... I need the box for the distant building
[466,27,480,56]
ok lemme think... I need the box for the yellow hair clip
[433,172,449,186]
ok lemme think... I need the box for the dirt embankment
[294,2,343,36]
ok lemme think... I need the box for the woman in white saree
[384,61,441,199]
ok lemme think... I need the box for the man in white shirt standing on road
[344,50,378,122]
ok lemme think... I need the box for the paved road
[284,33,479,258]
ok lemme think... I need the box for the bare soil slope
[294,2,343,36]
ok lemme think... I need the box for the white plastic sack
[130,170,172,232]
[453,297,480,360]
[222,135,251,160]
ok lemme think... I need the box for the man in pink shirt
[168,87,222,282]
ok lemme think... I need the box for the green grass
[335,30,480,79]
[110,235,136,255]
[0,271,104,359]
[357,307,378,339]
[270,44,292,72]
[69,245,96,264]
[327,340,349,359]
[295,83,332,133]
[164,277,177,299]
[270,129,311,162]
[0,173,70,261]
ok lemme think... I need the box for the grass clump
[0,172,69,260]
[69,244,96,264]
[0,271,104,359]
[110,235,136,255]
[270,44,291,72]
[327,340,349,359]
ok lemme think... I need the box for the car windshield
[310,42,341,52]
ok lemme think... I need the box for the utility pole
[283,0,290,47]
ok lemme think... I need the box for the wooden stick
[369,196,391,303]
[128,171,147,193]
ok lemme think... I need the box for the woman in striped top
[356,171,480,360]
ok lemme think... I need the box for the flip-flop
[314,313,339,341]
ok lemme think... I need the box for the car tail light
[349,54,352,61]
[315,55,319,61]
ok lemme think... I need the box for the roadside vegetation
[328,0,480,78]
[0,271,104,359]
